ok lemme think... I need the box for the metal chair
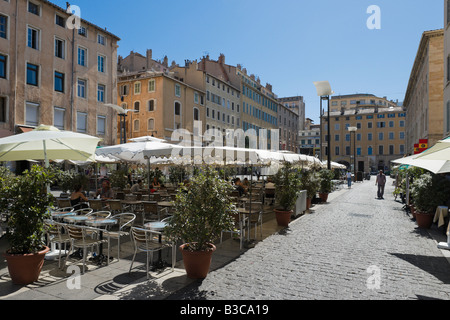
[44,220,71,269]
[64,225,110,274]
[245,201,264,240]
[88,199,104,212]
[107,200,124,214]
[73,208,94,216]
[141,201,160,223]
[220,211,245,250]
[129,227,173,279]
[57,198,71,208]
[87,211,111,219]
[104,213,136,261]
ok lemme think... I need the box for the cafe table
[51,211,76,222]
[85,217,117,265]
[121,200,143,213]
[434,206,449,228]
[144,221,168,270]
[237,207,260,243]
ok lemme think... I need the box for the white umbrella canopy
[0,125,101,166]
[95,140,176,164]
[391,154,450,174]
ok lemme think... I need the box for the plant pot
[179,243,216,279]
[410,205,416,219]
[274,209,292,227]
[306,198,312,210]
[319,193,329,203]
[3,246,50,285]
[415,211,434,229]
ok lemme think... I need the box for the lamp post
[313,81,334,170]
[104,104,138,144]
[348,126,357,181]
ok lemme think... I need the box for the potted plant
[272,162,302,227]
[410,173,450,229]
[300,169,320,210]
[318,169,334,203]
[0,165,56,285]
[165,166,236,279]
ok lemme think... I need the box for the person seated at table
[243,178,250,190]
[96,180,114,200]
[150,177,161,193]
[234,178,246,197]
[70,184,89,209]
[264,178,275,205]
[130,179,143,193]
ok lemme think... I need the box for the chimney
[146,49,152,69]
[163,56,168,67]
[218,53,225,65]
[265,83,272,92]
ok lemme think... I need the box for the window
[399,132,405,140]
[148,118,155,131]
[53,107,65,130]
[377,122,385,128]
[193,108,199,121]
[76,112,87,133]
[78,47,86,66]
[78,26,87,37]
[97,84,105,102]
[97,55,105,73]
[378,132,384,140]
[55,15,65,27]
[97,34,105,45]
[133,119,139,132]
[120,84,128,96]
[368,122,373,129]
[389,121,394,128]
[148,100,155,112]
[175,84,181,97]
[379,145,384,155]
[0,54,6,79]
[335,146,340,156]
[0,97,6,122]
[54,71,64,93]
[399,120,405,127]
[400,145,405,155]
[368,133,373,141]
[77,79,86,98]
[28,2,39,15]
[97,116,106,135]
[27,26,39,50]
[26,63,38,86]
[0,14,7,39]
[26,102,39,126]
[389,145,394,155]
[134,101,140,111]
[148,79,155,92]
[134,82,141,95]
[368,146,373,156]
[335,134,340,142]
[174,102,181,115]
[389,132,394,140]
[55,38,65,59]
[194,92,199,104]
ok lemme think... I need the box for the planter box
[294,190,307,216]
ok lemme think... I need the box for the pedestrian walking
[347,171,352,189]
[375,170,386,199]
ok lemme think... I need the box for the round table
[51,211,76,221]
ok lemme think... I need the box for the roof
[41,0,121,40]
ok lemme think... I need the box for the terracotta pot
[274,209,292,227]
[410,205,416,219]
[179,243,216,279]
[319,193,329,203]
[415,211,434,229]
[3,246,50,285]
[306,198,312,210]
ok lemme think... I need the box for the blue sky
[54,0,443,123]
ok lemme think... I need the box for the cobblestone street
[167,177,450,300]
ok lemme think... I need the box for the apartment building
[198,54,279,150]
[117,55,205,143]
[0,0,120,146]
[278,103,299,152]
[278,95,306,131]
[299,118,321,157]
[404,29,444,154]
[444,1,450,138]
[322,95,406,172]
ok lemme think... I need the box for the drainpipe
[70,28,75,131]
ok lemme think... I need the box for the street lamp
[348,126,357,182]
[104,104,138,144]
[313,81,334,170]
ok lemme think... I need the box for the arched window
[133,119,140,132]
[134,101,140,111]
[148,99,156,112]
